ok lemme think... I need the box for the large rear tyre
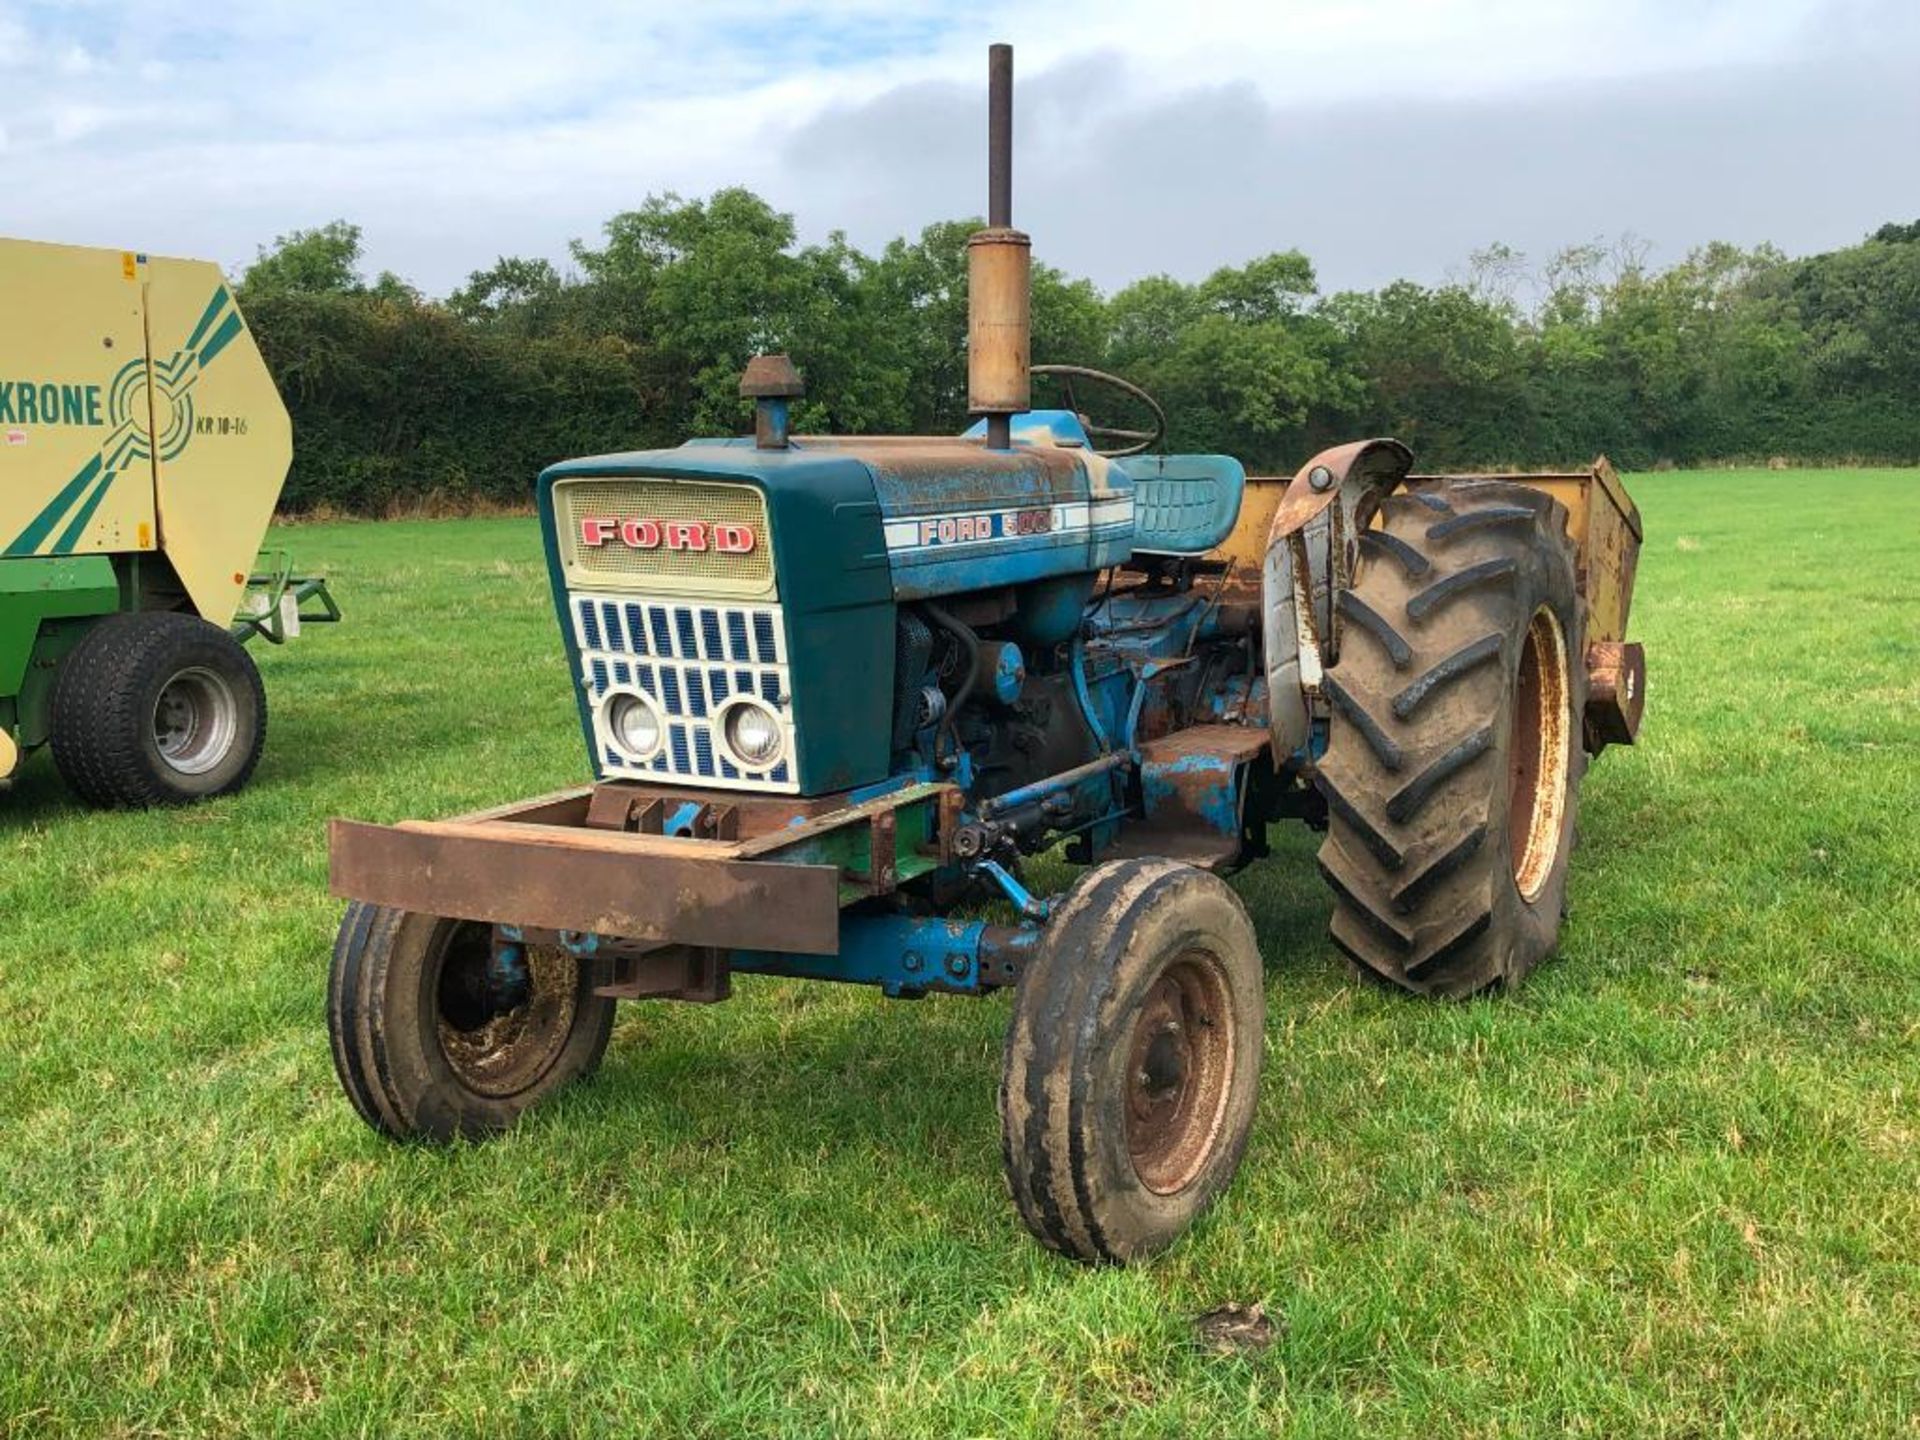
[328,903,616,1141]
[1000,859,1265,1263]
[1315,480,1587,997]
[50,611,267,807]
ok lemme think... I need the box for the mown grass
[1,469,1916,1438]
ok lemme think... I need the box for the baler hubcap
[152,667,238,776]
[1125,952,1235,1195]
[1510,606,1572,902]
[434,923,579,1099]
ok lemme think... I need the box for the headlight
[723,699,783,767]
[606,692,663,760]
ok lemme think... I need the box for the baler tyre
[328,903,615,1141]
[1314,480,1587,997]
[49,610,267,808]
[1000,858,1265,1263]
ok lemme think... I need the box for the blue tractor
[327,46,1646,1261]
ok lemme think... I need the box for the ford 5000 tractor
[327,47,1646,1262]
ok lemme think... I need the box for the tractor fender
[1261,439,1413,762]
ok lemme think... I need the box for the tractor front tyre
[328,903,616,1141]
[1000,859,1265,1263]
[1314,480,1587,997]
[50,611,267,807]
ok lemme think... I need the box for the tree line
[236,196,1920,514]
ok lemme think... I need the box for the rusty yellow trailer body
[1411,459,1646,747]
[1230,453,1647,758]
[1411,459,1643,644]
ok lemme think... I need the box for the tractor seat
[1119,454,1246,555]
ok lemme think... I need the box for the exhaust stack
[968,42,1031,451]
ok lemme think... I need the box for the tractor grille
[572,591,797,792]
[554,477,774,597]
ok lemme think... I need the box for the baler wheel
[49,611,266,807]
[328,904,615,1141]
[1313,480,1587,997]
[1000,858,1264,1263]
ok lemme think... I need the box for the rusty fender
[1260,439,1415,761]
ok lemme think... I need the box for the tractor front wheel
[328,903,616,1141]
[1000,859,1265,1263]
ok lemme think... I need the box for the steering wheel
[1031,364,1167,458]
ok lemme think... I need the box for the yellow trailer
[0,238,335,805]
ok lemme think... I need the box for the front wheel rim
[1124,951,1237,1195]
[1510,606,1573,902]
[433,922,581,1098]
[152,666,239,776]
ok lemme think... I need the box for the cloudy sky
[3,0,1915,299]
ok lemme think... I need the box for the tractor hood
[540,419,1135,606]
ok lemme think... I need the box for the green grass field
[2,469,1916,1438]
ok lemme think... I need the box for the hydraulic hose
[922,602,979,770]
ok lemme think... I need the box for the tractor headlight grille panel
[573,592,797,793]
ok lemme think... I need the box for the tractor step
[1106,725,1269,872]
[1104,826,1243,870]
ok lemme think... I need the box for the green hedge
[241,205,1920,514]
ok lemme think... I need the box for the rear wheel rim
[152,666,239,776]
[1125,950,1236,1195]
[433,922,580,1099]
[1510,606,1572,902]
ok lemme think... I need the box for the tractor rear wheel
[50,611,267,807]
[328,903,615,1140]
[1314,480,1586,997]
[1000,858,1264,1263]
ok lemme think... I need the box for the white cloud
[0,11,28,68]
[48,102,115,143]
[55,42,97,76]
[0,0,1913,291]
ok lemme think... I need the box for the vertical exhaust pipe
[969,42,1030,451]
[988,41,1013,229]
